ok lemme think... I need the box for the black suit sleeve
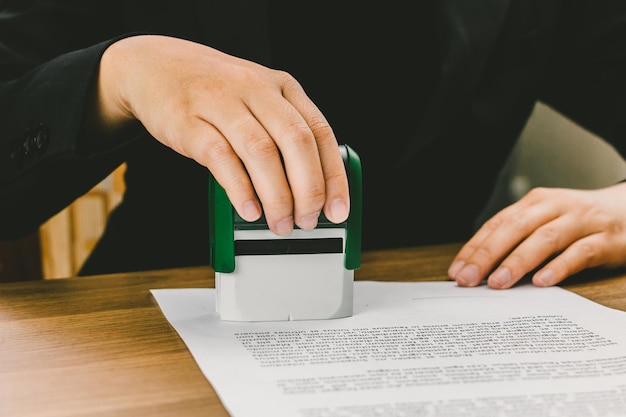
[0,2,139,239]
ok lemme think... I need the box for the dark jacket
[2,0,626,275]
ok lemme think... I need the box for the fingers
[176,116,263,223]
[183,101,299,235]
[449,189,561,287]
[533,218,626,287]
[203,72,347,234]
[531,234,603,287]
[240,73,334,232]
[449,186,626,289]
[483,213,579,289]
[280,76,350,224]
[219,108,298,234]
[177,68,348,235]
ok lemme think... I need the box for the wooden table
[2,242,626,417]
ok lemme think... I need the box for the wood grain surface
[2,242,626,416]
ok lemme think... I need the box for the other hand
[448,183,626,288]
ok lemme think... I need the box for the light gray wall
[477,102,626,226]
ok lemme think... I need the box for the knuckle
[242,134,277,159]
[461,242,480,256]
[204,138,231,161]
[474,245,497,263]
[275,70,301,89]
[526,186,556,199]
[589,206,622,233]
[263,192,294,215]
[507,212,529,233]
[524,186,569,207]
[301,184,326,208]
[276,192,294,207]
[236,65,267,86]
[575,241,598,267]
[198,141,234,171]
[481,217,503,234]
[283,121,315,147]
[524,187,547,201]
[607,218,624,235]
[307,117,334,141]
[324,166,346,187]
[226,170,251,192]
[535,225,560,249]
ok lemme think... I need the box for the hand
[448,183,626,289]
[92,35,350,234]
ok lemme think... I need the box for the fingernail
[298,212,319,230]
[241,200,261,221]
[329,198,349,223]
[489,267,511,288]
[275,216,293,235]
[456,264,479,286]
[534,269,555,287]
[448,260,465,278]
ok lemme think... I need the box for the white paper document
[151,281,626,417]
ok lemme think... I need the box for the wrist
[97,38,138,130]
